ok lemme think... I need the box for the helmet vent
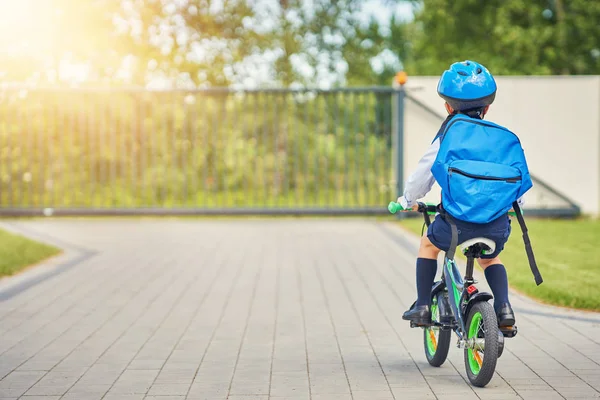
[476,67,482,74]
[457,70,469,76]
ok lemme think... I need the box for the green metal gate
[0,87,404,216]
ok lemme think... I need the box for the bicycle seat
[459,237,496,258]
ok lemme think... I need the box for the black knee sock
[415,258,438,307]
[484,264,510,312]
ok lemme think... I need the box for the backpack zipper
[449,167,521,183]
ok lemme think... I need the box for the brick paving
[0,219,598,400]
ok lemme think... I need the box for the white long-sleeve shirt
[399,137,525,209]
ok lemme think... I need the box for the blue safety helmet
[437,60,497,111]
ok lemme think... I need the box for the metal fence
[0,87,403,216]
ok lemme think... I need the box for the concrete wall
[400,76,600,215]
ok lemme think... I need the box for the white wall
[400,76,600,215]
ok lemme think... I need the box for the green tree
[405,0,600,75]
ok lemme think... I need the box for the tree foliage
[0,0,598,87]
[405,0,600,75]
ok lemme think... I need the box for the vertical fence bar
[139,93,147,207]
[67,93,76,207]
[131,93,139,207]
[353,92,360,207]
[116,94,122,207]
[0,94,5,207]
[119,95,128,206]
[364,92,372,206]
[108,94,116,207]
[99,96,107,207]
[220,93,227,207]
[63,94,70,207]
[374,94,380,206]
[48,95,56,208]
[190,94,198,207]
[313,93,319,207]
[303,93,309,207]
[170,92,177,207]
[179,94,186,207]
[26,95,33,207]
[394,88,405,210]
[283,93,289,207]
[87,94,95,207]
[329,92,340,207]
[39,93,47,208]
[230,93,237,207]
[343,92,349,207]
[250,92,257,207]
[76,96,84,207]
[161,93,168,206]
[7,96,14,208]
[209,93,217,206]
[323,93,328,208]
[293,94,299,208]
[238,93,244,206]
[181,95,187,206]
[17,99,25,207]
[183,95,189,206]
[57,96,64,207]
[14,100,20,207]
[383,93,391,206]
[209,93,217,207]
[0,95,4,207]
[364,92,372,205]
[201,93,208,207]
[262,92,268,206]
[273,92,278,207]
[17,95,23,207]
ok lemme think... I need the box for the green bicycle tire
[424,292,452,367]
[464,301,499,387]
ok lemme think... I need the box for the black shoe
[496,302,516,327]
[402,302,431,325]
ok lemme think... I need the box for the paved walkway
[0,219,599,400]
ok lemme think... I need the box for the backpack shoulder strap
[512,201,543,286]
[435,114,465,144]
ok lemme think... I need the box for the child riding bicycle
[398,60,532,329]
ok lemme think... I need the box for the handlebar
[387,201,438,215]
[388,201,438,227]
[388,201,519,217]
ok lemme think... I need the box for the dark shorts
[427,213,511,259]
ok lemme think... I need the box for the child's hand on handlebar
[396,197,419,211]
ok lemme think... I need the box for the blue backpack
[431,114,542,285]
[431,114,533,224]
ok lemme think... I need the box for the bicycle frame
[442,257,469,335]
[416,202,489,338]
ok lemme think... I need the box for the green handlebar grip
[508,209,523,217]
[388,201,404,214]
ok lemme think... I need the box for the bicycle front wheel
[464,301,499,387]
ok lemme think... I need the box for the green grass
[0,228,61,278]
[398,216,600,311]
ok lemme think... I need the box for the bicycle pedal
[500,325,518,338]
[410,321,432,328]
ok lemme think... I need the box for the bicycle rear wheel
[464,301,499,387]
[424,292,451,367]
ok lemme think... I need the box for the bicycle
[388,201,518,387]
